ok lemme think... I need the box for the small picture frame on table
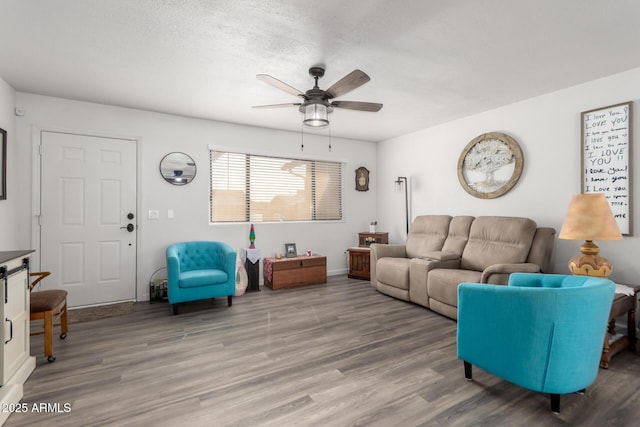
[284,243,297,258]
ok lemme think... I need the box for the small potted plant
[369,220,378,233]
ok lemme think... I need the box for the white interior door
[40,131,137,308]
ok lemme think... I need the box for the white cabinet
[0,251,36,425]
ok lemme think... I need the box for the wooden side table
[347,247,370,280]
[600,284,640,368]
[347,232,388,280]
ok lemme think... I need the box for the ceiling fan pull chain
[300,120,304,151]
[328,125,332,152]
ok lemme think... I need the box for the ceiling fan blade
[326,70,371,99]
[252,103,301,109]
[331,100,383,112]
[256,74,303,97]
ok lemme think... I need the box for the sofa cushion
[405,215,452,259]
[419,251,460,261]
[179,269,228,288]
[461,216,537,272]
[376,257,411,290]
[427,268,482,307]
[442,216,474,255]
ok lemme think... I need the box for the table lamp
[558,193,622,277]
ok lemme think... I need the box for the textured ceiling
[2,0,640,142]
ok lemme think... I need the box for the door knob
[120,224,134,232]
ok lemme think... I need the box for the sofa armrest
[370,243,406,259]
[480,263,541,284]
[418,251,460,262]
[370,244,407,286]
[166,248,181,290]
[412,257,459,267]
[221,243,237,283]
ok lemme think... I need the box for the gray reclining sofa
[370,215,555,320]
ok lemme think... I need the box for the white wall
[9,66,640,298]
[377,67,640,284]
[14,93,377,300]
[0,78,18,250]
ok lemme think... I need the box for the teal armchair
[457,273,615,413]
[166,241,236,315]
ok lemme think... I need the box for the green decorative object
[249,224,256,248]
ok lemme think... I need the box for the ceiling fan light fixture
[301,101,332,128]
[256,67,382,131]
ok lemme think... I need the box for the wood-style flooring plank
[7,275,640,426]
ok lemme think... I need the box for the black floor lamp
[395,176,409,234]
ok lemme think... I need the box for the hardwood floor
[8,276,640,426]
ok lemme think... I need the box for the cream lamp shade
[558,193,622,277]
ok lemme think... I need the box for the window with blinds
[210,149,344,223]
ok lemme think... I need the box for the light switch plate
[148,210,160,220]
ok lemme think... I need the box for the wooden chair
[29,272,68,362]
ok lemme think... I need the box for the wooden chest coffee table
[263,254,327,290]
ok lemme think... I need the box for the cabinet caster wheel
[47,355,56,363]
[60,333,67,339]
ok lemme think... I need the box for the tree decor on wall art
[457,132,524,199]
[581,101,633,235]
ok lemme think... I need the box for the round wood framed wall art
[457,132,524,199]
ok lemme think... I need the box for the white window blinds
[210,149,343,223]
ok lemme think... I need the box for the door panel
[40,131,136,307]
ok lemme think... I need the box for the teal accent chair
[457,273,615,413]
[166,241,236,315]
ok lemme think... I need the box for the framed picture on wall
[355,167,369,191]
[581,101,633,235]
[0,128,6,200]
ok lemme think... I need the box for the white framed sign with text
[581,101,633,235]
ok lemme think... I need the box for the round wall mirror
[159,152,196,185]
